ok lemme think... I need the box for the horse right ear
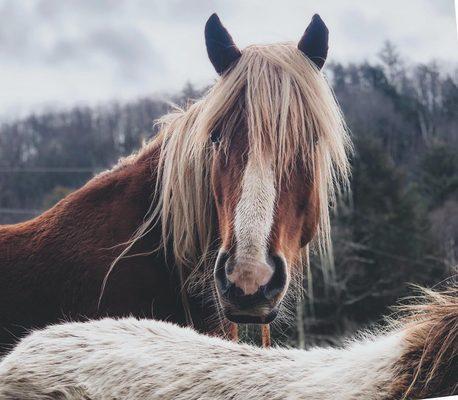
[205,13,241,75]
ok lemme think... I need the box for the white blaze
[234,157,276,262]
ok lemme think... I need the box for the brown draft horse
[0,14,351,351]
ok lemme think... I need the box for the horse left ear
[298,14,329,70]
[205,13,241,75]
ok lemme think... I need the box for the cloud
[44,25,162,81]
[0,0,456,119]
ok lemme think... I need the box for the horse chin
[224,308,278,324]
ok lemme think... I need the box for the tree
[418,143,458,208]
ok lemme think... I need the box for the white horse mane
[0,286,456,400]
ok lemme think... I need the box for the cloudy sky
[0,0,456,120]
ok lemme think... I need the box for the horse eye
[210,130,221,143]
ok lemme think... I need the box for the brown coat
[0,142,221,352]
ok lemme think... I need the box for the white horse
[0,286,456,400]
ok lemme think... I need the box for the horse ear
[205,13,241,75]
[298,14,329,70]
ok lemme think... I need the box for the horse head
[201,14,349,323]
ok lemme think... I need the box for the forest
[1,43,457,346]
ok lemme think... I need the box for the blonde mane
[104,43,352,305]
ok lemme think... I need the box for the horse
[0,285,456,399]
[0,13,351,350]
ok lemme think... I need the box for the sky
[0,0,457,120]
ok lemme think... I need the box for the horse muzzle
[214,251,287,324]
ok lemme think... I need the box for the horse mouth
[224,308,278,324]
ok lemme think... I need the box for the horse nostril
[262,254,287,300]
[214,251,230,293]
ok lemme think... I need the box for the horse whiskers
[199,248,304,346]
